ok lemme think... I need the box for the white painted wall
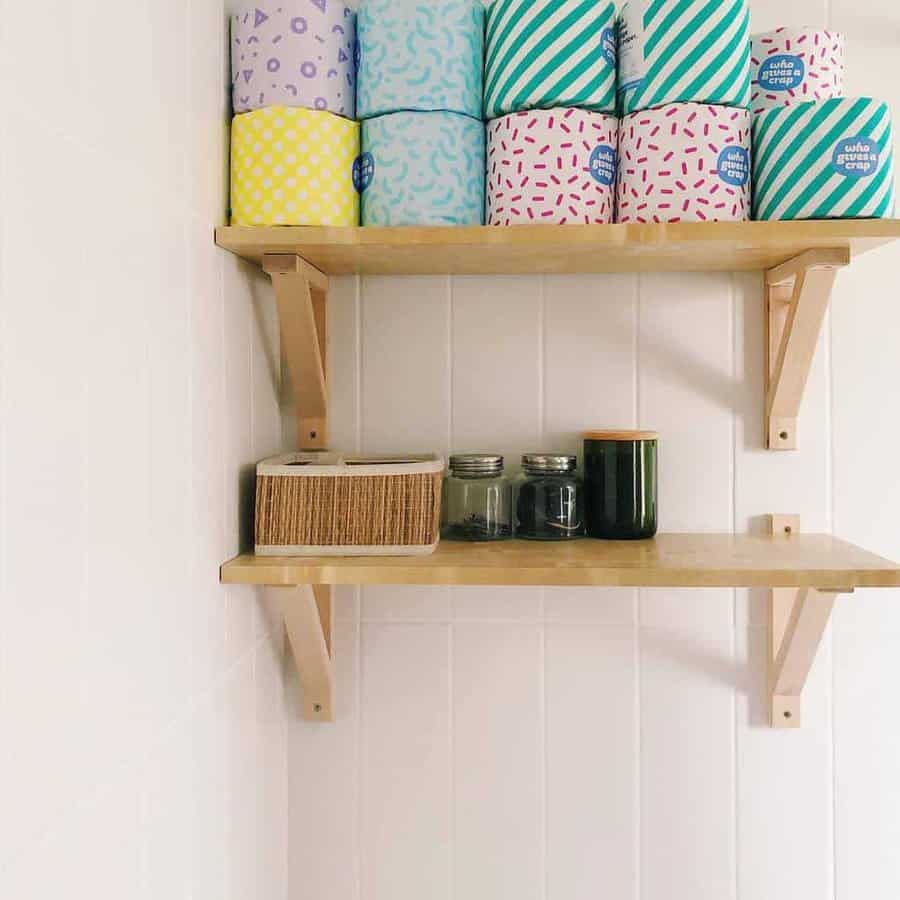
[288,3,900,900]
[0,0,288,896]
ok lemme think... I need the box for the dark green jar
[584,431,658,540]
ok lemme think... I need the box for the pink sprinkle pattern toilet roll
[751,28,844,116]
[617,104,751,223]
[487,109,619,225]
[232,1,356,117]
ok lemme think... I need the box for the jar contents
[515,454,584,541]
[442,454,513,542]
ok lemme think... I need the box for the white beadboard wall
[288,4,900,900]
[0,0,289,897]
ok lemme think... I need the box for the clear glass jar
[514,454,584,541]
[441,454,512,542]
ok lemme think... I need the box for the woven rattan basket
[254,453,445,556]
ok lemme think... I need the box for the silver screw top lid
[449,453,504,476]
[522,453,577,474]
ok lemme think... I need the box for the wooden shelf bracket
[765,248,849,450]
[263,253,329,450]
[767,515,849,728]
[270,584,334,721]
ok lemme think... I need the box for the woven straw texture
[256,472,443,548]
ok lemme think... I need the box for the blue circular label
[717,146,750,187]
[757,54,805,92]
[589,144,617,186]
[353,152,375,192]
[832,136,880,178]
[601,27,616,68]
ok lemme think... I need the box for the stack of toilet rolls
[229,1,359,226]
[226,3,895,228]
[355,0,485,226]
[750,27,894,220]
[616,0,752,223]
[484,0,619,225]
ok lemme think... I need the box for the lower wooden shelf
[225,529,899,727]
[221,533,900,589]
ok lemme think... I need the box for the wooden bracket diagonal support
[765,248,850,450]
[271,584,334,721]
[263,253,329,450]
[767,515,850,729]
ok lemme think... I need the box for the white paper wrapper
[618,0,751,116]
[753,97,894,221]
[359,111,485,226]
[751,28,844,116]
[484,0,617,119]
[357,0,484,119]
[617,103,751,223]
[487,108,618,225]
[231,1,356,117]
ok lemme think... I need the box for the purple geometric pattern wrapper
[617,103,752,223]
[487,109,619,226]
[232,1,356,117]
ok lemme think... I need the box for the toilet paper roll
[357,0,484,120]
[231,107,359,226]
[617,103,751,223]
[751,28,844,116]
[358,112,485,226]
[618,0,751,116]
[483,0,617,120]
[752,97,895,221]
[231,1,356,117]
[487,109,618,225]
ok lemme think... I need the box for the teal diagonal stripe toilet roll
[483,0,617,119]
[617,0,751,116]
[752,97,895,221]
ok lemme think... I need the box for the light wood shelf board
[220,534,900,589]
[215,220,900,275]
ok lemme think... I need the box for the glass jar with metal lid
[442,454,513,542]
[584,430,658,540]
[514,454,584,541]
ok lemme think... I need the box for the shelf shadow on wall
[640,626,748,692]
[233,255,278,553]
[640,621,773,728]
[548,271,762,434]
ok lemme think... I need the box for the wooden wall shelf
[222,533,900,590]
[217,221,900,451]
[215,220,900,275]
[224,525,900,727]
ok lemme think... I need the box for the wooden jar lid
[583,430,659,441]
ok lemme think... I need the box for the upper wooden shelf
[220,534,900,590]
[215,220,900,276]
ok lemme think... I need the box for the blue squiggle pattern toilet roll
[357,0,484,119]
[359,112,486,225]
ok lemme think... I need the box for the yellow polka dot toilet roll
[230,107,359,226]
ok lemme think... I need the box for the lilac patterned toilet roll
[232,1,356,117]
